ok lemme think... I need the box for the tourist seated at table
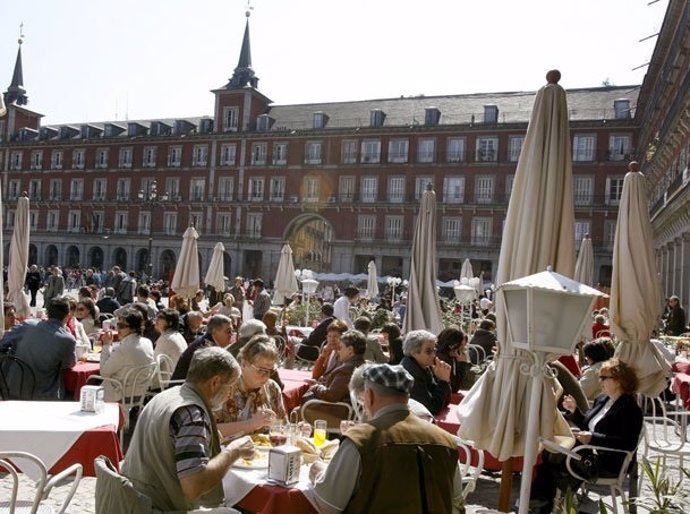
[180,310,205,344]
[172,314,234,381]
[591,313,610,338]
[151,308,188,389]
[78,286,96,302]
[349,362,434,423]
[96,287,120,315]
[3,302,18,331]
[128,301,160,343]
[529,358,643,514]
[665,295,687,336]
[312,319,349,379]
[436,326,476,392]
[66,297,92,359]
[301,329,367,405]
[150,289,166,312]
[579,339,614,401]
[118,346,255,512]
[191,289,205,312]
[114,284,158,320]
[231,319,267,357]
[310,363,463,513]
[205,293,241,328]
[400,330,451,416]
[354,316,388,364]
[295,303,336,362]
[468,318,497,363]
[169,295,191,318]
[3,296,76,400]
[262,310,286,341]
[100,309,155,402]
[76,297,100,336]
[382,322,404,365]
[216,335,287,437]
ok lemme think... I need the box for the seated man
[172,315,233,381]
[181,311,205,344]
[353,316,388,364]
[295,303,335,362]
[310,363,463,513]
[120,346,254,511]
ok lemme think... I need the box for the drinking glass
[269,421,287,447]
[313,419,327,447]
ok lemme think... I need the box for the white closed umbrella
[403,184,444,335]
[457,71,576,511]
[171,226,200,298]
[611,162,669,396]
[273,243,299,306]
[204,242,226,293]
[574,235,594,287]
[7,195,31,318]
[460,258,474,280]
[367,260,379,299]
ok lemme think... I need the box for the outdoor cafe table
[63,361,101,400]
[223,461,318,514]
[0,400,123,477]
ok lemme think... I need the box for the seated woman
[436,326,475,392]
[100,309,155,402]
[382,322,404,365]
[400,330,452,415]
[469,319,497,363]
[76,297,100,336]
[579,338,615,402]
[151,308,188,389]
[217,335,287,438]
[206,293,241,328]
[66,297,92,358]
[530,358,643,514]
[312,320,349,379]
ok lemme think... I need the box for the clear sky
[0,0,669,125]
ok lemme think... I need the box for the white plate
[83,353,101,362]
[231,446,270,469]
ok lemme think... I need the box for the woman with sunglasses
[529,358,643,513]
[400,330,451,415]
[75,298,99,336]
[436,326,476,392]
[217,335,287,437]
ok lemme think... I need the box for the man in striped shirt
[120,347,255,511]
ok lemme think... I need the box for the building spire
[4,23,28,106]
[226,6,259,89]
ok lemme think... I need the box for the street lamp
[387,276,402,305]
[453,278,476,332]
[295,269,319,327]
[137,180,168,279]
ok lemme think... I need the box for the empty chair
[0,354,36,400]
[0,450,82,514]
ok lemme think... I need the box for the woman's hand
[575,431,592,444]
[431,358,452,382]
[250,409,276,431]
[100,330,114,346]
[561,394,577,413]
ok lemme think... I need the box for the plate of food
[83,353,101,363]
[232,447,270,469]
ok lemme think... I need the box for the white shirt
[333,296,352,327]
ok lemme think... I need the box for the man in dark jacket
[296,303,335,361]
[25,264,42,307]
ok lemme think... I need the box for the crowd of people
[1,265,686,514]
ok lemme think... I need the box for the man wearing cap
[309,363,463,514]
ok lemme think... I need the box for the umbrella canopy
[7,195,31,317]
[273,243,299,306]
[204,242,227,294]
[458,71,576,460]
[460,258,474,280]
[574,235,594,287]
[171,226,200,298]
[367,260,379,298]
[610,162,669,396]
[403,184,444,335]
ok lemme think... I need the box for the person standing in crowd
[665,295,687,336]
[43,266,65,305]
[229,277,246,312]
[333,286,359,328]
[310,363,463,513]
[117,347,254,512]
[251,279,271,321]
[25,264,42,307]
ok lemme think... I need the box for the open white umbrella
[204,242,226,294]
[403,184,444,335]
[273,243,299,306]
[366,260,379,299]
[171,225,200,298]
[457,71,576,511]
[611,161,669,396]
[7,195,31,318]
[574,235,594,287]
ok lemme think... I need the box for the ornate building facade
[1,16,641,285]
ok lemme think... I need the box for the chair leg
[609,485,620,514]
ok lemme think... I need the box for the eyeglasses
[598,375,615,381]
[250,363,276,377]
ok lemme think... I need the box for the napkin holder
[267,445,301,486]
[80,385,105,413]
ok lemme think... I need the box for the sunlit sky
[0,0,669,125]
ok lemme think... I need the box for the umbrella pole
[518,352,546,514]
[498,459,513,512]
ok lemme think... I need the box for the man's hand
[309,461,327,484]
[250,409,275,431]
[431,358,452,382]
[561,394,577,414]
[224,435,255,461]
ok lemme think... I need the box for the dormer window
[370,109,386,128]
[614,99,631,120]
[483,105,498,124]
[313,112,328,129]
[256,114,274,132]
[425,108,441,127]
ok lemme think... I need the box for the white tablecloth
[0,401,120,479]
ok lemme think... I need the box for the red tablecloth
[63,362,101,399]
[51,424,124,476]
[672,372,690,409]
[236,483,317,514]
[279,368,312,413]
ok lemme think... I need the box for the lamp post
[387,276,402,305]
[137,180,168,279]
[295,269,319,327]
[453,279,476,332]
[499,268,603,514]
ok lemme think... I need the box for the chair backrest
[350,390,366,421]
[155,353,176,390]
[0,354,37,400]
[122,362,157,407]
[94,455,153,514]
[301,399,355,432]
[0,451,47,514]
[467,344,486,364]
